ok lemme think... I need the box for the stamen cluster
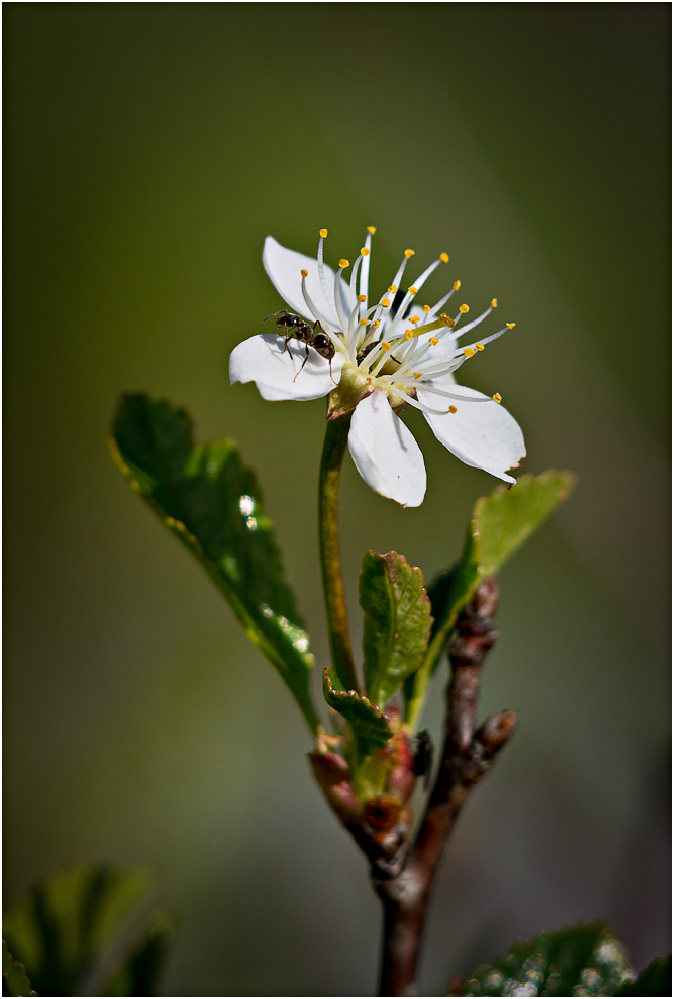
[300,227,515,416]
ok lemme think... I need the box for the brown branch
[373,577,518,997]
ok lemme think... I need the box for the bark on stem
[318,414,359,692]
[374,577,517,996]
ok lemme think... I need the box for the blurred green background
[5,4,670,996]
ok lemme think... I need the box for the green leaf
[2,865,150,997]
[322,667,393,759]
[470,469,576,576]
[360,551,431,708]
[102,915,176,997]
[435,469,575,646]
[616,954,671,996]
[449,922,633,997]
[110,393,319,733]
[406,470,574,727]
[3,940,37,996]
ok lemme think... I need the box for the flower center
[307,227,516,416]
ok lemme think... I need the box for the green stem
[405,619,458,731]
[318,414,359,692]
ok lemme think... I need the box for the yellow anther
[381,341,391,351]
[506,322,516,330]
[319,228,328,238]
[493,392,502,404]
[453,279,461,290]
[337,258,349,269]
[459,303,470,313]
[420,313,454,337]
[464,347,476,358]
[491,297,498,308]
[414,372,422,380]
[404,249,415,258]
[357,294,367,302]
[388,284,398,293]
[301,269,308,278]
[361,247,370,256]
[409,315,420,324]
[381,298,391,307]
[448,405,458,414]
[373,320,381,328]
[422,304,431,312]
[405,330,414,339]
[476,343,485,351]
[359,318,369,326]
[408,285,418,295]
[367,225,377,235]
[439,252,449,264]
[429,337,439,346]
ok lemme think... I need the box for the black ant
[264,310,336,383]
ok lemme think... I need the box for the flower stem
[318,414,359,692]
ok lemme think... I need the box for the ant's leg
[329,358,337,385]
[293,344,311,382]
[281,335,291,356]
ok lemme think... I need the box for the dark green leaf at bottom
[449,922,633,996]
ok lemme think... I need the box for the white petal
[347,391,426,507]
[229,334,344,402]
[419,383,525,483]
[262,236,349,331]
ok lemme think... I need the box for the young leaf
[435,470,575,649]
[406,471,574,727]
[110,394,319,733]
[448,922,633,997]
[322,667,393,759]
[2,865,150,997]
[616,954,671,996]
[3,940,37,997]
[360,551,431,708]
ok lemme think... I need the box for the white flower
[229,227,525,507]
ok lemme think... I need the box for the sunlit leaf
[434,470,575,648]
[322,667,393,759]
[110,394,319,733]
[360,551,431,708]
[2,865,150,997]
[449,922,633,997]
[406,471,574,727]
